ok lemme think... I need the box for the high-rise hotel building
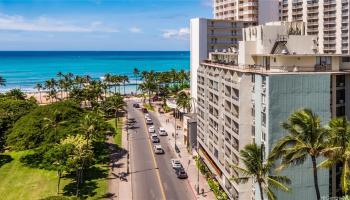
[214,0,280,24]
[195,21,350,199]
[279,0,350,54]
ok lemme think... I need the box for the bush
[6,101,84,150]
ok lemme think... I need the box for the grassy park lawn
[107,118,123,147]
[0,151,108,200]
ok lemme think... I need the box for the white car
[144,113,150,119]
[158,127,167,136]
[151,134,160,143]
[154,145,164,154]
[148,126,155,133]
[171,159,182,169]
[146,118,153,125]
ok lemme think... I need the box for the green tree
[43,110,67,143]
[79,113,102,146]
[122,75,129,95]
[34,83,43,104]
[232,144,291,200]
[62,135,93,196]
[133,68,140,95]
[176,91,191,113]
[44,143,73,194]
[6,88,26,100]
[0,76,5,86]
[270,108,327,200]
[104,94,126,127]
[139,71,156,105]
[320,117,350,194]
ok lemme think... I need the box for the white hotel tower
[279,0,350,54]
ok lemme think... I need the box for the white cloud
[129,27,141,33]
[162,28,189,40]
[0,13,119,33]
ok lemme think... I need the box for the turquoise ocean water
[0,51,189,93]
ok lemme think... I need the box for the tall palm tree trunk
[311,156,321,200]
[258,180,264,200]
[57,170,62,194]
[135,77,138,95]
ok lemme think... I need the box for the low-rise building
[195,21,350,199]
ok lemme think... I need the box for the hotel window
[316,56,331,65]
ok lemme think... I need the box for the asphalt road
[127,100,195,200]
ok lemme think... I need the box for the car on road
[151,134,160,143]
[153,145,164,154]
[133,103,140,108]
[148,126,155,133]
[158,127,167,136]
[142,108,148,113]
[171,159,182,169]
[144,113,150,119]
[146,118,153,125]
[175,168,188,179]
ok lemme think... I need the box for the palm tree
[122,75,129,96]
[79,114,100,146]
[45,78,58,103]
[270,108,327,200]
[43,110,67,143]
[104,73,112,95]
[139,73,156,105]
[232,143,291,200]
[0,76,6,86]
[320,117,350,194]
[34,83,43,104]
[6,88,26,100]
[105,94,126,127]
[133,68,140,95]
[176,91,191,113]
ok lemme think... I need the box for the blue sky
[0,0,212,50]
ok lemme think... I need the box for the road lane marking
[142,110,167,200]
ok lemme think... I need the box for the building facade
[195,21,350,199]
[213,0,280,24]
[279,0,350,54]
[190,18,254,101]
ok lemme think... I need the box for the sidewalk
[154,108,215,200]
[107,118,132,200]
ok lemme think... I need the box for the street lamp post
[126,113,130,175]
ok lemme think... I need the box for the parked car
[151,134,160,143]
[144,113,150,119]
[142,108,148,113]
[175,168,188,179]
[146,118,153,125]
[148,126,155,133]
[171,159,182,169]
[153,145,164,154]
[133,103,140,108]
[158,127,167,136]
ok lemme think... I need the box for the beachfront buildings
[213,0,280,24]
[195,21,350,199]
[279,0,350,54]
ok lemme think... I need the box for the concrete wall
[190,18,208,102]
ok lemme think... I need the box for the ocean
[0,51,190,93]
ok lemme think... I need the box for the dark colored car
[133,103,140,108]
[175,168,188,179]
[142,108,148,113]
